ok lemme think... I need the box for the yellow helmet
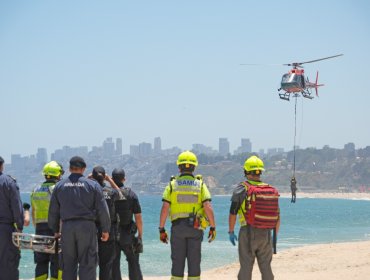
[176,151,198,167]
[42,161,64,177]
[244,156,265,173]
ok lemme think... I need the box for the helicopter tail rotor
[314,71,325,97]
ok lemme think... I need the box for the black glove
[159,227,168,244]
[208,227,216,243]
[133,237,143,254]
[23,203,31,210]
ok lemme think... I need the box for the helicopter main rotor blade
[240,63,282,66]
[296,54,344,66]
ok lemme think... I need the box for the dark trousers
[0,224,20,280]
[238,226,274,280]
[60,220,98,280]
[34,223,60,280]
[170,219,203,278]
[98,238,116,279]
[112,226,143,280]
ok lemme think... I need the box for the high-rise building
[139,142,152,157]
[241,138,252,153]
[103,137,115,156]
[51,145,88,162]
[130,145,139,157]
[344,142,355,152]
[192,144,217,155]
[36,148,48,165]
[219,138,230,156]
[154,137,161,154]
[11,154,22,169]
[116,138,123,155]
[234,138,252,154]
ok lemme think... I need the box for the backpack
[242,181,280,229]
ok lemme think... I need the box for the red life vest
[241,181,280,229]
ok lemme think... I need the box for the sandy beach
[131,192,370,280]
[136,240,370,280]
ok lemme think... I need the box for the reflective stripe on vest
[238,200,247,226]
[31,183,55,224]
[169,177,203,222]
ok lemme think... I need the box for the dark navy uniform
[0,171,23,280]
[97,183,121,280]
[113,184,143,280]
[48,173,110,280]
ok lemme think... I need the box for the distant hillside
[12,145,370,194]
[193,146,370,194]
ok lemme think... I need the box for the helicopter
[241,54,343,101]
[277,54,343,101]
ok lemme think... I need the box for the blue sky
[1,0,369,162]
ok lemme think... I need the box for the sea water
[19,193,370,279]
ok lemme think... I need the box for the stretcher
[12,232,61,254]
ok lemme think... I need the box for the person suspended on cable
[290,176,297,203]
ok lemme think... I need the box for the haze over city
[1,1,370,162]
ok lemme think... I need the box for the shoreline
[279,191,370,200]
[138,240,370,280]
[216,192,370,200]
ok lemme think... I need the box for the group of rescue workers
[0,151,280,280]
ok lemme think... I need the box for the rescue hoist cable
[293,96,297,177]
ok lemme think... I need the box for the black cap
[112,168,125,180]
[0,156,4,165]
[69,156,87,168]
[93,166,106,178]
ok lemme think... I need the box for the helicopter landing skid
[301,91,313,99]
[279,92,291,101]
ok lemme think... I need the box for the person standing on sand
[112,168,143,280]
[0,156,24,280]
[228,155,280,280]
[159,151,216,280]
[48,156,111,280]
[31,161,64,280]
[89,166,122,280]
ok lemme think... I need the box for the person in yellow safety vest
[159,151,216,280]
[228,156,280,280]
[31,161,64,280]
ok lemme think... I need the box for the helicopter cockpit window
[290,74,299,83]
[281,74,290,83]
[282,73,298,83]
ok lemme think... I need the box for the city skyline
[3,136,362,164]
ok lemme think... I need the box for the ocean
[19,193,370,279]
